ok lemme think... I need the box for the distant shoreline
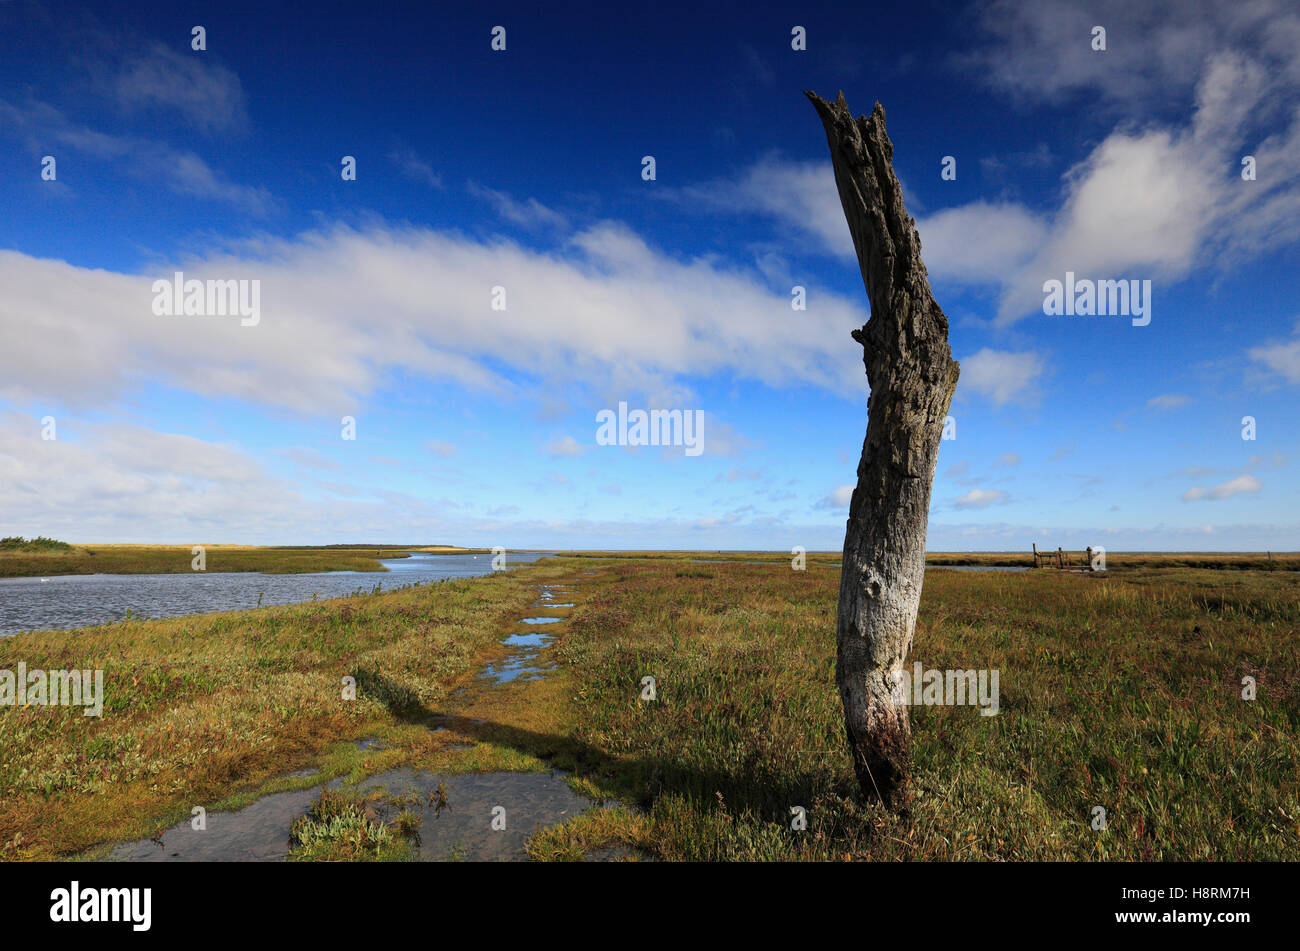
[3,544,1296,578]
[0,544,482,579]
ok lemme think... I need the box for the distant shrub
[0,536,72,552]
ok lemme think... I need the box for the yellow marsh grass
[532,560,1300,861]
[0,563,569,859]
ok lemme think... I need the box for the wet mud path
[108,571,616,862]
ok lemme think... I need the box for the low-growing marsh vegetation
[287,787,417,862]
[0,564,573,859]
[530,559,1300,860]
[2,553,1294,862]
[0,543,412,578]
[564,549,1300,572]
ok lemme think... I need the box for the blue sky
[1,0,1297,550]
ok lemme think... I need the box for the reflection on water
[109,784,328,862]
[105,577,614,862]
[502,631,549,647]
[481,584,571,684]
[480,648,548,684]
[0,552,553,637]
[365,768,603,861]
[108,768,604,862]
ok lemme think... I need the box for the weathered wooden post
[807,91,960,809]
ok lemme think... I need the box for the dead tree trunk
[806,91,960,809]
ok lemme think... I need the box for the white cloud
[954,488,1009,510]
[0,410,1282,547]
[665,154,851,259]
[0,221,867,414]
[661,12,1300,330]
[1247,452,1286,470]
[1182,473,1262,501]
[957,349,1046,406]
[818,484,854,509]
[468,183,569,231]
[111,42,248,133]
[390,149,444,188]
[1147,394,1191,411]
[925,3,1300,324]
[545,435,585,457]
[1248,325,1300,384]
[960,0,1300,108]
[915,203,1048,284]
[693,416,757,460]
[993,453,1021,468]
[0,96,272,213]
[0,414,302,540]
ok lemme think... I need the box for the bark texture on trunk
[806,91,960,809]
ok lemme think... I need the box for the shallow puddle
[108,577,593,861]
[480,647,549,683]
[358,767,602,861]
[108,781,341,862]
[503,631,548,647]
[108,769,609,862]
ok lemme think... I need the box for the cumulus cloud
[0,221,867,414]
[0,413,304,540]
[663,6,1300,332]
[914,203,1049,284]
[1182,474,1262,501]
[936,2,1300,324]
[954,488,1009,509]
[664,154,851,260]
[818,484,855,509]
[1248,323,1300,384]
[957,349,1047,406]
